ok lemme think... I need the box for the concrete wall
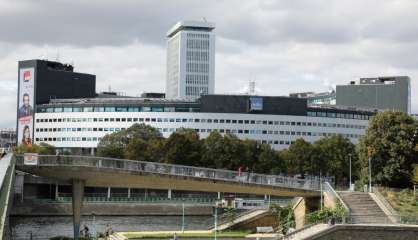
[312,224,418,240]
[11,200,213,216]
[293,197,320,229]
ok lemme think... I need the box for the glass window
[63,107,72,112]
[142,107,151,112]
[152,107,163,112]
[54,107,62,112]
[116,107,127,112]
[105,107,116,112]
[73,107,82,112]
[94,107,104,112]
[83,107,93,112]
[128,107,139,112]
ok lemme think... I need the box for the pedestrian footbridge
[13,154,321,239]
[15,154,320,197]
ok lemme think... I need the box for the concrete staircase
[338,192,389,224]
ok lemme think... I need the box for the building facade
[336,76,411,113]
[0,129,16,153]
[33,95,374,154]
[166,21,215,99]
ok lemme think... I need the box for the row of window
[35,127,363,139]
[186,39,210,50]
[186,51,209,62]
[186,74,209,85]
[36,117,367,129]
[186,86,208,96]
[186,33,210,39]
[186,62,209,73]
[36,106,373,121]
[307,111,371,120]
[35,130,360,145]
[38,106,199,113]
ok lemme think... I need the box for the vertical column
[107,187,111,199]
[217,192,221,200]
[128,188,131,199]
[168,189,172,199]
[55,183,59,200]
[72,179,85,240]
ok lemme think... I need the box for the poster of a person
[18,93,33,119]
[21,125,32,147]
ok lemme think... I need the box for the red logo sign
[23,71,31,82]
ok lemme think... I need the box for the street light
[348,153,352,191]
[367,147,374,193]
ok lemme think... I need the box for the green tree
[269,203,295,234]
[358,111,418,188]
[282,138,313,177]
[14,143,56,155]
[254,143,281,174]
[313,135,356,185]
[162,128,202,165]
[97,123,163,159]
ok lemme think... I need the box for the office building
[0,129,16,152]
[17,60,96,148]
[336,76,411,113]
[166,21,216,99]
[33,94,374,155]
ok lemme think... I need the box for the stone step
[337,191,390,224]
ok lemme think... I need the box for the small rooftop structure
[167,20,216,37]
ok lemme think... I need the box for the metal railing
[14,154,321,191]
[372,187,399,216]
[0,154,15,239]
[323,182,350,216]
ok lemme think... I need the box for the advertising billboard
[17,68,35,147]
[249,97,263,111]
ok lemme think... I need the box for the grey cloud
[2,0,418,48]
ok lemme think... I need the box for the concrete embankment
[11,200,213,216]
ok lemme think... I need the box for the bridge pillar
[55,183,59,200]
[72,179,85,240]
[293,197,320,229]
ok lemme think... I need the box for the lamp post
[367,147,374,193]
[348,153,352,191]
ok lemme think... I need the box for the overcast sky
[0,0,417,128]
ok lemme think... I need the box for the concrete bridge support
[293,197,320,229]
[72,179,85,240]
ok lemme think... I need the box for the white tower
[166,21,216,99]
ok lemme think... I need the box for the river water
[10,215,215,240]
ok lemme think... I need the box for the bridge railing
[15,154,320,191]
[323,182,350,219]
